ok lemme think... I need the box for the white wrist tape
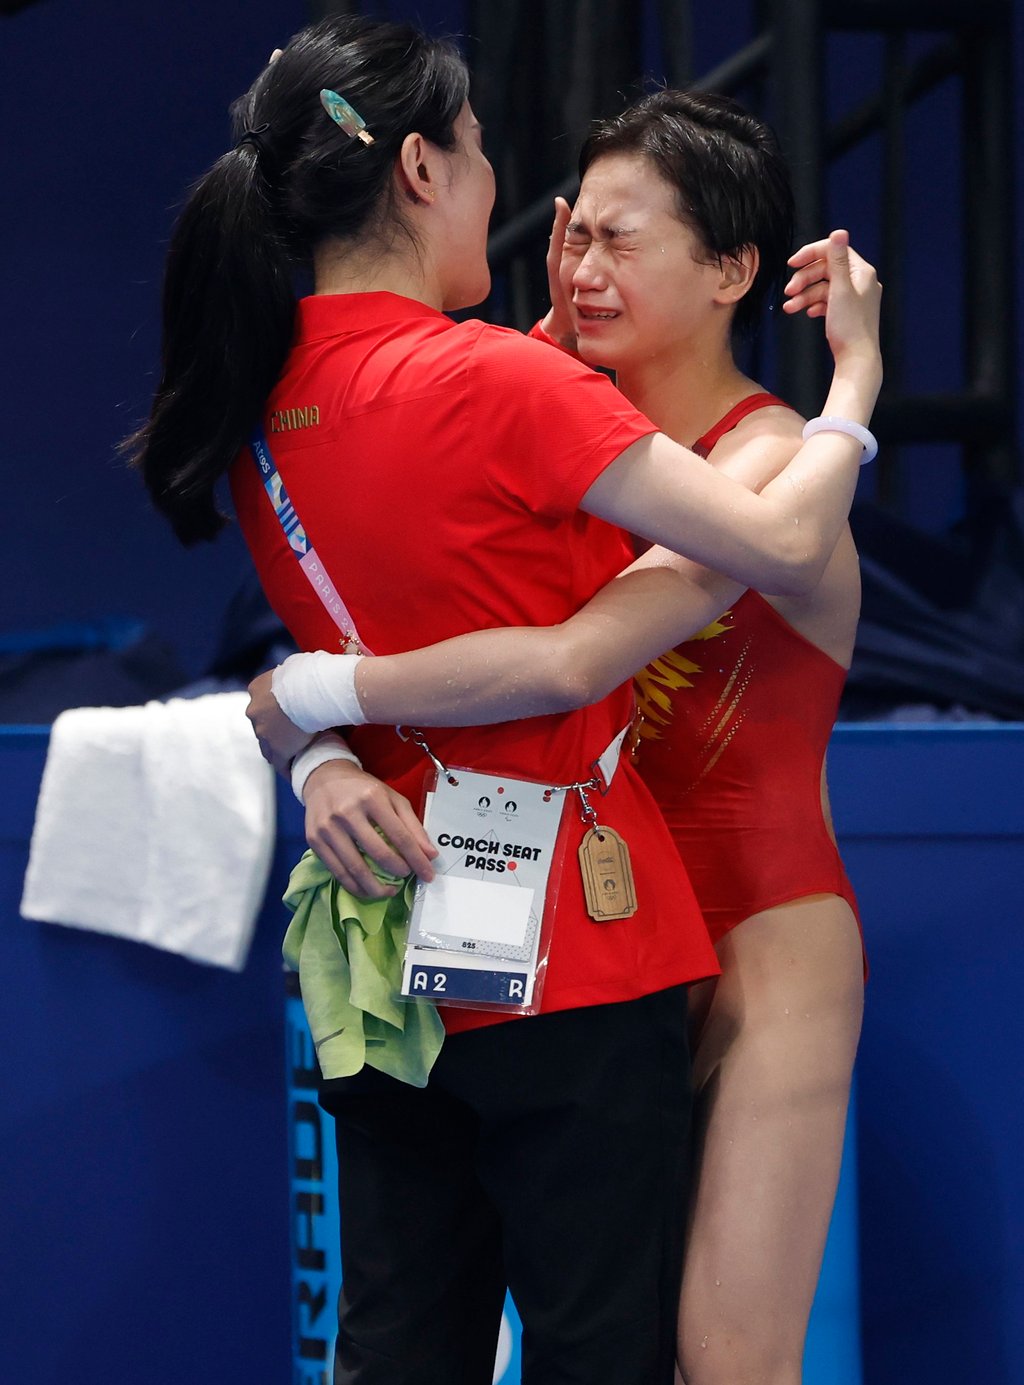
[271,651,367,734]
[290,732,363,804]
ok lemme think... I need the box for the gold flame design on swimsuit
[688,637,754,787]
[633,614,732,741]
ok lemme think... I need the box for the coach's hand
[303,759,437,898]
[246,669,313,775]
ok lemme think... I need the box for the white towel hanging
[20,692,276,970]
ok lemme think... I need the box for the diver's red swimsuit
[636,394,861,944]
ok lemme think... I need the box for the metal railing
[481,0,1017,508]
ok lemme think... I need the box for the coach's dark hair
[126,15,469,545]
[579,89,794,338]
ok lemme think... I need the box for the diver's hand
[538,197,577,352]
[784,230,881,330]
[786,230,882,385]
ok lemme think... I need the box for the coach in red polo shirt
[232,289,721,1025]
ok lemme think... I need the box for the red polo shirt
[231,292,719,1031]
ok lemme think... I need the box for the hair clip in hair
[320,90,374,146]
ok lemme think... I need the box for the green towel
[282,851,445,1088]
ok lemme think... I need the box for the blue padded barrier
[5,724,1023,1383]
[1,727,291,1385]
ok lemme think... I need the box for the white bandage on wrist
[271,651,367,734]
[801,415,878,465]
[290,732,363,804]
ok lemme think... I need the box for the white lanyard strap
[593,725,628,794]
[399,724,629,818]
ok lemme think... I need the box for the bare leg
[677,895,864,1385]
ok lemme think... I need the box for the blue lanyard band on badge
[250,427,309,557]
[250,426,372,654]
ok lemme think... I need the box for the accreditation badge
[399,767,567,1013]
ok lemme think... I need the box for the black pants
[319,986,692,1385]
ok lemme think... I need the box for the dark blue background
[3,4,1023,1383]
[2,0,1021,675]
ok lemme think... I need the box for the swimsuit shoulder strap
[692,392,793,457]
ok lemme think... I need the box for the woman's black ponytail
[127,15,469,546]
[128,145,294,544]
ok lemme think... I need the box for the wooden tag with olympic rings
[578,825,638,921]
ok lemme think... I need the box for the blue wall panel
[3,2,1022,679]
[0,730,292,1385]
